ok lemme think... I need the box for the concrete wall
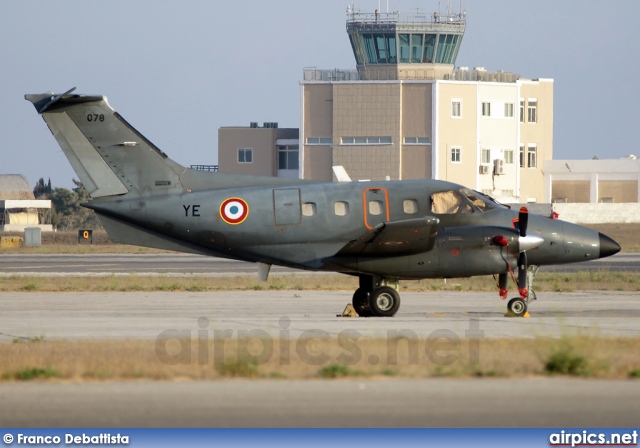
[599,180,639,203]
[332,83,401,181]
[552,180,591,203]
[401,83,432,180]
[511,202,640,224]
[476,82,519,200]
[218,128,276,176]
[519,79,554,203]
[545,159,640,203]
[553,203,640,224]
[436,82,477,187]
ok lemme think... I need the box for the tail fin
[25,89,187,198]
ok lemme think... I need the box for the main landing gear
[352,275,401,317]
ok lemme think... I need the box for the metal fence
[190,165,218,172]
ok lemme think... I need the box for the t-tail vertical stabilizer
[25,88,188,199]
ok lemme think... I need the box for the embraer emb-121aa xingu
[25,89,621,317]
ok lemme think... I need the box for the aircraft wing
[337,216,439,257]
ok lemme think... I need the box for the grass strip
[1,271,639,292]
[1,336,639,381]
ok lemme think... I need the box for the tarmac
[1,378,639,428]
[1,277,639,427]
[1,290,640,341]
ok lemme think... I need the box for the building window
[519,145,525,167]
[482,102,491,117]
[519,100,525,123]
[527,99,537,123]
[302,202,316,216]
[403,199,418,214]
[600,197,614,203]
[341,136,392,145]
[502,189,514,197]
[306,137,332,145]
[450,147,461,163]
[404,137,430,144]
[451,100,461,118]
[504,103,514,118]
[334,201,349,216]
[238,148,253,163]
[527,145,537,168]
[278,145,299,170]
[481,148,491,164]
[504,149,514,164]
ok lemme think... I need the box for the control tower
[346,4,466,80]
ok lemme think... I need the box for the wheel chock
[337,303,358,318]
[504,311,531,318]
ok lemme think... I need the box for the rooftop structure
[346,4,466,80]
[0,174,52,232]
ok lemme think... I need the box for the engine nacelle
[437,226,519,277]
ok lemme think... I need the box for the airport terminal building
[220,8,553,204]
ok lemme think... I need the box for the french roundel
[220,197,249,225]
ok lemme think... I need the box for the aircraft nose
[599,232,621,258]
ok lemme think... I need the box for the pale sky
[2,0,638,189]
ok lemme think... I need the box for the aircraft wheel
[369,286,400,317]
[507,297,527,317]
[352,288,373,317]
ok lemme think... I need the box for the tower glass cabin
[346,7,466,80]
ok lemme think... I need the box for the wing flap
[338,216,439,257]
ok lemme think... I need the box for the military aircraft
[25,89,621,317]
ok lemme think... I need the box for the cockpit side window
[431,190,464,214]
[460,188,493,212]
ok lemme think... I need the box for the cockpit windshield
[460,189,509,212]
[431,189,505,215]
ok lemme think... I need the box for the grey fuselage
[87,176,604,280]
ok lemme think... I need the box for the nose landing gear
[502,266,538,317]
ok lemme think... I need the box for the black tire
[369,286,401,317]
[507,297,528,316]
[352,288,373,317]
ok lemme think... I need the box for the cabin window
[302,202,316,217]
[334,201,349,216]
[368,200,383,215]
[403,199,418,214]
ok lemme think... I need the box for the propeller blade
[518,207,528,237]
[517,251,527,290]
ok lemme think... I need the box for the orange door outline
[362,187,391,230]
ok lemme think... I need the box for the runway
[1,290,639,341]
[1,290,639,427]
[0,252,637,276]
[1,378,639,427]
